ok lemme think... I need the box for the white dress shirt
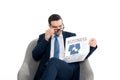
[50,32,65,60]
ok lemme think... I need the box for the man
[32,14,97,80]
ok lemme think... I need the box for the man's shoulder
[39,33,45,37]
[36,33,45,40]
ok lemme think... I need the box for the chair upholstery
[17,39,94,80]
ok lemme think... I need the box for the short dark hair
[48,14,62,25]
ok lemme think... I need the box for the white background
[0,0,120,80]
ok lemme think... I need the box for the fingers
[45,28,54,41]
[46,28,54,35]
[89,38,97,47]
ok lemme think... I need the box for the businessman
[32,14,97,80]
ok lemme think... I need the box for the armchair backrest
[18,39,40,80]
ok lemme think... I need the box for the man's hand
[89,38,97,47]
[45,28,54,41]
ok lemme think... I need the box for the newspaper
[63,36,90,63]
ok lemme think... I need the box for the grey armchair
[17,39,94,80]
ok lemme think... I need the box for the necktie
[54,35,59,58]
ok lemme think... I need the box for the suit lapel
[47,37,51,58]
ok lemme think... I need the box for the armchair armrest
[80,59,94,80]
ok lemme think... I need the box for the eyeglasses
[51,24,64,31]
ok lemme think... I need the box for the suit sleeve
[32,34,49,61]
[85,45,97,60]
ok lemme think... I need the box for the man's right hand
[45,28,54,41]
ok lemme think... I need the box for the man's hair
[48,14,62,25]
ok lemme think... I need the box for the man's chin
[55,30,62,35]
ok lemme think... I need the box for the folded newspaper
[63,36,90,63]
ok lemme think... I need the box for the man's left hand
[89,38,97,47]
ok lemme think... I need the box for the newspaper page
[63,36,90,63]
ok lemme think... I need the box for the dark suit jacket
[32,31,97,80]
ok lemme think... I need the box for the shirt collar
[51,32,63,39]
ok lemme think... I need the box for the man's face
[50,19,63,35]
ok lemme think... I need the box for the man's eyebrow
[52,26,57,27]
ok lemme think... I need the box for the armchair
[17,39,94,80]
